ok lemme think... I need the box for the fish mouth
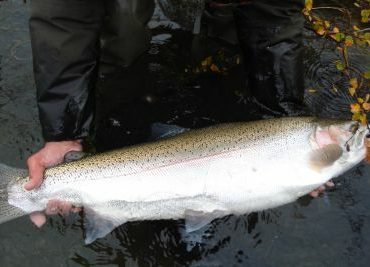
[309,121,368,151]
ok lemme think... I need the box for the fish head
[309,120,368,172]
[314,120,367,150]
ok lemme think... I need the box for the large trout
[0,117,368,243]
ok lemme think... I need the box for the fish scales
[42,117,315,185]
[0,117,367,244]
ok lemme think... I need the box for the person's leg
[29,0,105,141]
[100,0,155,71]
[234,0,305,115]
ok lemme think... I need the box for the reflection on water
[0,1,370,266]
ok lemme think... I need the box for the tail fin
[0,163,27,224]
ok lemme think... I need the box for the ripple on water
[304,43,370,118]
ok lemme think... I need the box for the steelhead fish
[0,117,368,244]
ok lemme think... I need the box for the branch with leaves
[304,0,370,124]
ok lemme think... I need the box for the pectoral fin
[309,144,343,171]
[83,206,126,244]
[184,209,227,233]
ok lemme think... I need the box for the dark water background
[0,1,370,266]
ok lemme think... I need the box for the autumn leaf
[351,103,361,113]
[313,24,326,35]
[210,64,220,73]
[361,9,370,23]
[363,102,370,111]
[349,77,359,97]
[345,36,354,46]
[305,0,313,11]
[201,56,212,67]
[331,32,345,42]
[352,112,367,125]
[350,78,358,90]
[335,61,345,71]
[364,71,370,79]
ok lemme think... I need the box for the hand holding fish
[308,180,334,197]
[25,140,83,191]
[25,140,82,227]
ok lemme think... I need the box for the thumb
[24,156,45,191]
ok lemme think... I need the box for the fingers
[309,190,319,198]
[45,199,81,216]
[29,211,47,228]
[309,180,335,198]
[24,155,45,191]
[30,202,81,228]
[24,140,83,191]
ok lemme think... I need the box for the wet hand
[30,200,82,228]
[309,180,335,198]
[25,140,82,190]
[25,140,82,227]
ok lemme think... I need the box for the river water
[0,1,369,266]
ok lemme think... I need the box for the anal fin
[83,205,126,244]
[184,209,227,233]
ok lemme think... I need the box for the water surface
[0,1,369,266]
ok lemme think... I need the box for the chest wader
[29,0,154,142]
[233,0,306,115]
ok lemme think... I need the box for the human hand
[25,140,82,190]
[30,200,82,228]
[309,180,335,198]
[25,140,83,227]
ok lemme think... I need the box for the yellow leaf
[331,33,345,42]
[201,56,212,67]
[315,26,326,36]
[366,93,370,103]
[345,36,354,46]
[364,71,370,79]
[349,87,356,96]
[361,115,367,125]
[363,103,370,111]
[353,25,360,31]
[210,64,220,73]
[358,98,364,104]
[350,78,358,90]
[305,0,312,11]
[335,61,345,71]
[332,27,340,33]
[308,88,316,93]
[352,112,367,125]
[351,103,361,113]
